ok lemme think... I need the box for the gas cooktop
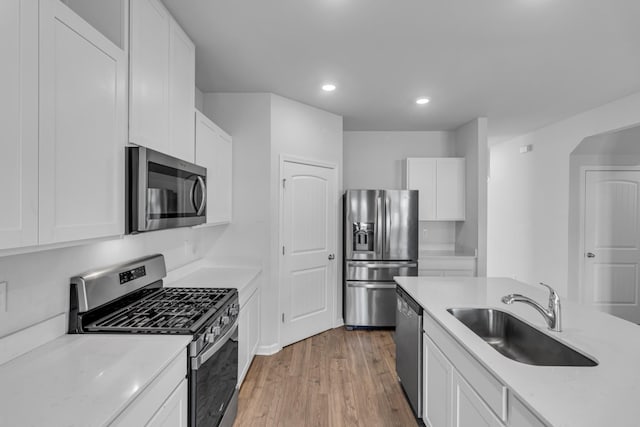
[85,287,233,333]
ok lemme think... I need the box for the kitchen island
[394,276,640,427]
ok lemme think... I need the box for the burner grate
[85,287,233,333]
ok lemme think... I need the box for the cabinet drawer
[423,314,508,423]
[509,395,548,427]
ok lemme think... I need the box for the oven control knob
[221,315,230,325]
[229,305,239,316]
[211,326,221,337]
[205,333,215,343]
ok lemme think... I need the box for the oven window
[147,162,205,219]
[191,329,238,427]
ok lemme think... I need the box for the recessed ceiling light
[416,97,430,105]
[322,84,336,92]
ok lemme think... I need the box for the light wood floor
[233,327,418,427]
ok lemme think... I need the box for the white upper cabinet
[39,0,127,244]
[195,111,233,225]
[169,21,196,162]
[406,157,466,221]
[0,0,38,250]
[129,0,170,152]
[130,0,195,162]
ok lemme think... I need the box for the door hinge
[282,178,286,189]
[282,313,285,323]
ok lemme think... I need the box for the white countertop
[394,276,640,427]
[165,259,262,307]
[165,259,261,291]
[0,334,191,427]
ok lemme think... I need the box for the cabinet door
[238,294,250,386]
[248,288,261,357]
[195,111,233,225]
[452,370,503,427]
[39,0,126,244]
[423,335,453,427]
[238,288,260,386]
[129,0,170,152]
[407,158,437,220]
[168,21,195,162]
[146,379,188,427]
[0,0,38,250]
[436,158,465,220]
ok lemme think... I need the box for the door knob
[586,252,596,258]
[328,254,335,260]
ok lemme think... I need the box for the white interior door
[281,160,337,347]
[584,170,640,322]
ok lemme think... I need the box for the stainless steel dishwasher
[395,286,423,418]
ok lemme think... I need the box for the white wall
[202,93,272,347]
[203,93,343,353]
[195,86,204,111]
[0,226,221,339]
[343,131,455,189]
[488,91,640,298]
[566,125,640,300]
[270,94,343,343]
[454,118,489,275]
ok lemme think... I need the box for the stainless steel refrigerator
[343,189,418,328]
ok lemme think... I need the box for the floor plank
[233,327,418,427]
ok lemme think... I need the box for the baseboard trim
[256,343,282,356]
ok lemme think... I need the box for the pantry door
[583,170,640,322]
[280,159,337,347]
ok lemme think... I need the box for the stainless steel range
[68,254,239,427]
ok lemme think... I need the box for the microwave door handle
[196,176,207,215]
[190,177,207,215]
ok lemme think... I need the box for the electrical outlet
[0,281,7,312]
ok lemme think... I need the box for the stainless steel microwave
[126,146,206,234]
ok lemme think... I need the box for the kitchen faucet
[501,282,562,332]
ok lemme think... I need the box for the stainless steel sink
[447,308,598,367]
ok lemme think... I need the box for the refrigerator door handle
[376,196,383,257]
[346,282,397,290]
[385,196,391,257]
[347,261,418,269]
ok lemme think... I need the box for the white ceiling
[162,0,640,143]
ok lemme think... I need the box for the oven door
[127,146,207,233]
[189,321,239,427]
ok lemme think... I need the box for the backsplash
[419,221,456,251]
[0,226,224,339]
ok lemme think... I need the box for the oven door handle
[191,319,239,371]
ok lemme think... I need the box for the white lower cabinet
[423,335,452,427]
[146,379,188,427]
[508,396,546,427]
[111,349,187,426]
[238,287,260,386]
[453,370,503,427]
[422,313,547,427]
